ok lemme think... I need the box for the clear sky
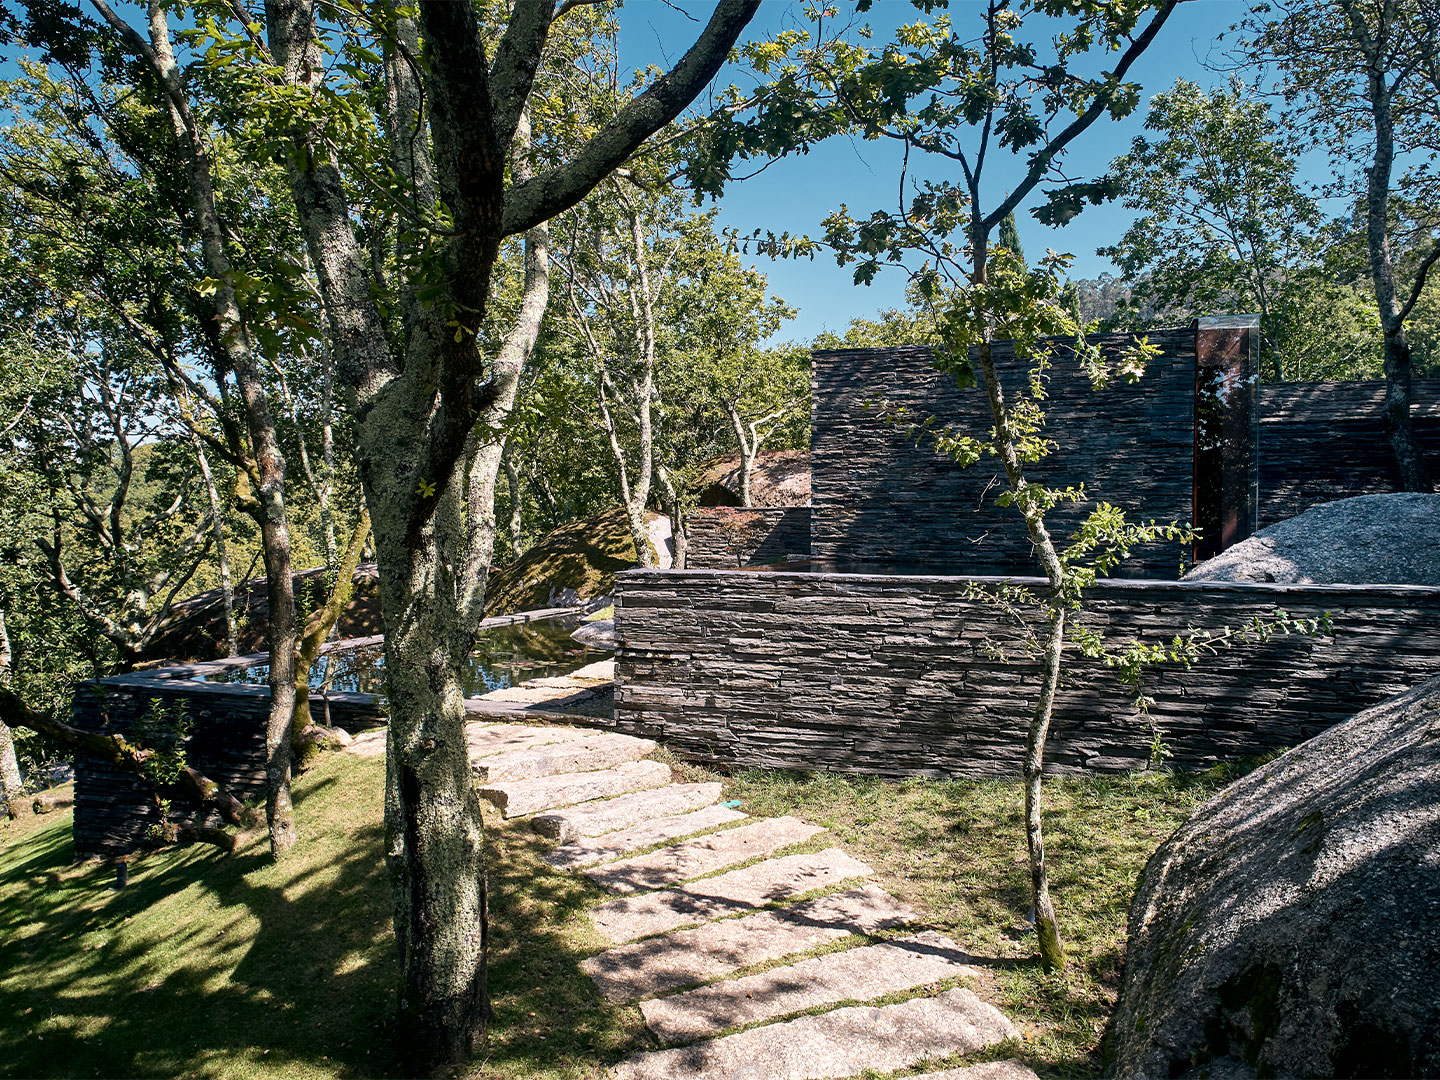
[618,0,1273,343]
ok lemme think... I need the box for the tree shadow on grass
[477,819,650,1078]
[0,758,405,1079]
[0,756,661,1080]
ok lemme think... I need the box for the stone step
[464,722,586,760]
[584,817,826,895]
[607,986,1018,1080]
[913,1062,1041,1080]
[641,930,979,1045]
[473,732,656,782]
[589,848,874,944]
[545,805,749,871]
[531,782,725,841]
[478,759,671,818]
[582,884,917,1004]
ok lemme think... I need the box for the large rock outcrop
[1108,675,1440,1078]
[1183,493,1440,585]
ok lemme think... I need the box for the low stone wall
[613,569,1440,777]
[71,675,387,858]
[685,507,812,569]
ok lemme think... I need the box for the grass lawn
[0,749,1251,1079]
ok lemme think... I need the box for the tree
[1100,77,1329,379]
[699,0,1185,973]
[672,226,800,507]
[145,0,763,1064]
[558,180,673,567]
[0,37,318,859]
[1240,0,1438,487]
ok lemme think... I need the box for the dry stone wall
[613,569,1440,777]
[1256,380,1440,527]
[810,331,1198,577]
[71,676,385,857]
[686,507,812,569]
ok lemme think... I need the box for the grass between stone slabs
[685,760,1264,1077]
[0,745,1260,1079]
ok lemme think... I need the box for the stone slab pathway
[546,804,749,871]
[532,781,724,840]
[454,700,1034,1080]
[474,732,656,782]
[589,848,875,944]
[608,987,1018,1080]
[640,930,979,1044]
[583,816,825,895]
[478,758,671,817]
[580,884,917,1004]
[914,1063,1040,1080]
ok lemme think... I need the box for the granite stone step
[913,1062,1041,1080]
[473,732,656,782]
[582,884,917,1003]
[607,986,1018,1080]
[465,722,587,759]
[641,930,979,1044]
[545,804,749,871]
[589,848,874,944]
[478,759,671,818]
[584,817,826,894]
[531,782,725,841]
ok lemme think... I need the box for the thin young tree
[697,0,1183,972]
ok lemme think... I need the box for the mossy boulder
[484,507,667,617]
[1108,675,1440,1078]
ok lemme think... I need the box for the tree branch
[500,0,761,236]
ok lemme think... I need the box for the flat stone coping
[607,985,1018,1080]
[617,568,1440,598]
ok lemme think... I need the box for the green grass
[689,762,1255,1076]
[0,751,1252,1079]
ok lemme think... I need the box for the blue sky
[618,0,1281,343]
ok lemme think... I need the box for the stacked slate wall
[1256,380,1440,527]
[810,331,1198,577]
[613,569,1440,778]
[72,676,386,857]
[686,507,812,569]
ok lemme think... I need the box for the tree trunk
[0,608,20,818]
[115,0,301,857]
[657,467,688,570]
[378,498,491,1068]
[502,442,525,562]
[292,509,371,756]
[1354,28,1433,491]
[188,423,238,657]
[973,301,1068,972]
[726,401,757,507]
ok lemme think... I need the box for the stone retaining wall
[812,336,1440,577]
[686,507,812,569]
[1256,380,1440,527]
[811,332,1198,577]
[71,676,386,857]
[613,569,1440,778]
